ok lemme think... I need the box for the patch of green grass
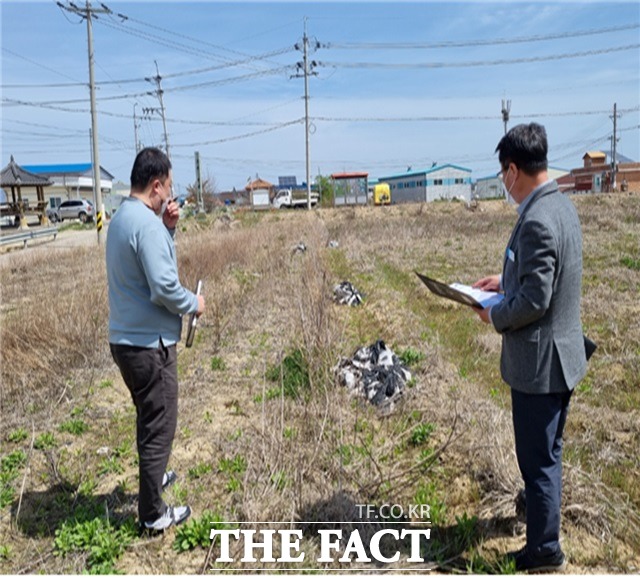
[210,356,226,371]
[34,432,57,450]
[413,481,447,526]
[59,419,89,436]
[409,422,436,446]
[398,347,426,367]
[225,477,241,492]
[452,512,479,553]
[620,256,640,271]
[6,428,28,443]
[0,485,15,509]
[173,510,228,553]
[265,349,309,399]
[58,221,94,232]
[188,462,213,480]
[1,450,27,473]
[270,470,289,491]
[97,457,124,476]
[218,454,247,475]
[171,482,188,505]
[54,513,137,573]
[0,545,12,560]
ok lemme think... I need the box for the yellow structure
[373,183,391,205]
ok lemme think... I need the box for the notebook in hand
[415,271,503,309]
[185,279,203,348]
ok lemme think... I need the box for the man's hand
[196,295,205,317]
[473,305,491,324]
[473,275,501,292]
[162,199,180,230]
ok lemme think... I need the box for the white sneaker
[143,505,191,531]
[162,470,177,490]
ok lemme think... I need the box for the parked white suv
[49,199,94,223]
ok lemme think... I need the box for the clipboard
[415,271,483,308]
[185,279,203,348]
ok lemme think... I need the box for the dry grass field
[0,193,638,574]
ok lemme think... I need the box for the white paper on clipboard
[185,279,203,348]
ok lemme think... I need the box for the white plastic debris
[335,340,412,409]
[333,281,363,306]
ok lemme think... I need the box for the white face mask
[501,168,516,200]
[159,196,171,217]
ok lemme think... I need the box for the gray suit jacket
[491,181,587,394]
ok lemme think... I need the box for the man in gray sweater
[474,123,586,572]
[107,147,205,532]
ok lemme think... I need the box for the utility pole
[145,62,171,163]
[133,103,141,153]
[293,19,318,209]
[611,102,618,192]
[194,151,203,213]
[501,98,512,200]
[501,98,511,136]
[58,0,110,244]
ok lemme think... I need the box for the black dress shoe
[507,546,566,573]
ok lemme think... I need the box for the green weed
[399,347,426,367]
[0,545,12,560]
[225,477,241,492]
[270,470,289,490]
[59,419,89,436]
[188,462,213,480]
[620,256,640,271]
[54,514,137,572]
[218,455,247,475]
[173,510,227,553]
[453,512,479,553]
[97,457,124,476]
[1,450,27,473]
[34,432,57,450]
[7,428,28,443]
[210,356,227,371]
[265,349,309,399]
[410,422,436,446]
[413,481,447,525]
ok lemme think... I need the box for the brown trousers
[110,341,178,522]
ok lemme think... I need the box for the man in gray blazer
[473,123,587,572]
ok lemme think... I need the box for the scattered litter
[96,446,110,456]
[333,281,363,306]
[292,242,307,254]
[327,240,339,248]
[335,340,412,409]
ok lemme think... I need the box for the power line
[311,107,640,123]
[320,44,640,69]
[171,119,303,147]
[1,47,85,83]
[327,23,640,50]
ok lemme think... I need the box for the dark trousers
[511,388,572,556]
[110,342,178,522]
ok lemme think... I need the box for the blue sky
[2,0,639,193]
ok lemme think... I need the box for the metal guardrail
[0,226,58,249]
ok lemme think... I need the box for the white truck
[272,189,319,209]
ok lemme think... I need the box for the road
[0,224,108,268]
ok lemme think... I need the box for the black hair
[130,147,171,192]
[495,122,548,176]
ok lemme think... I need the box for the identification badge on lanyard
[507,248,515,262]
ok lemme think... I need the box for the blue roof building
[377,164,472,204]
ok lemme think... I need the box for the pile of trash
[292,242,307,254]
[333,281,363,306]
[335,340,412,408]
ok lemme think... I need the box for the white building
[377,164,472,204]
[22,163,114,209]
